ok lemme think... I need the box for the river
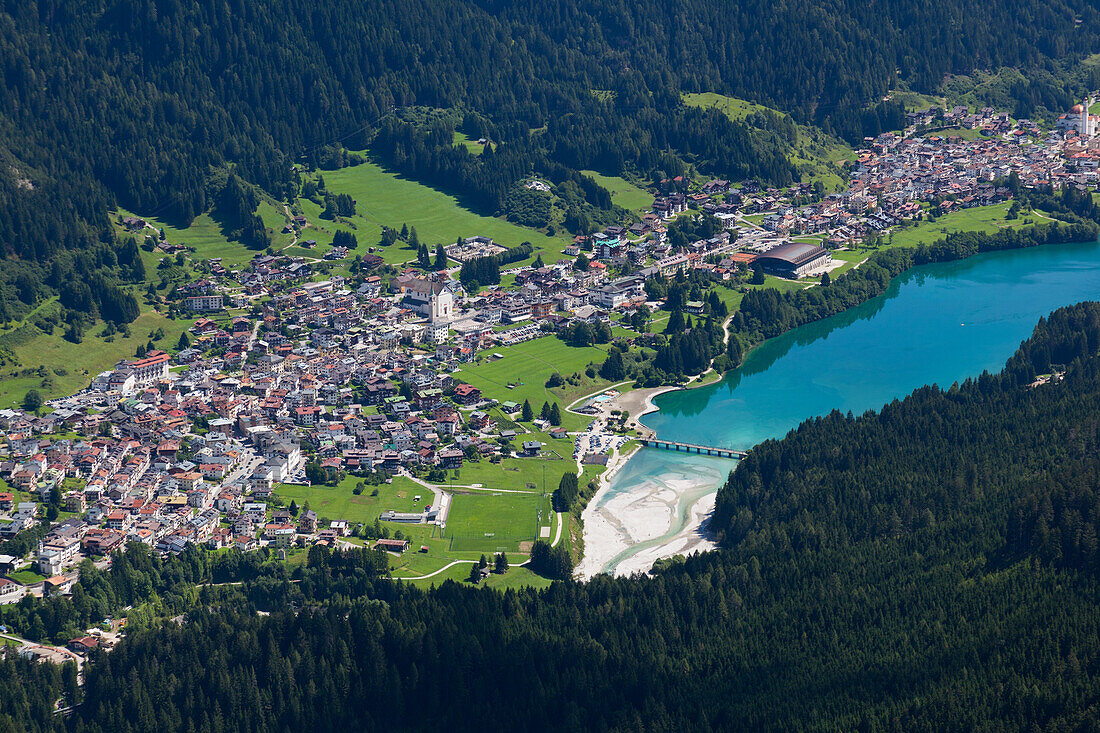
[580,239,1100,577]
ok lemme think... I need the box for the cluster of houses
[5,100,1100,608]
[720,111,1100,250]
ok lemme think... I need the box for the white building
[1056,101,1100,137]
[399,278,454,321]
[0,578,25,605]
[123,350,170,386]
[186,294,225,311]
[426,321,450,344]
[38,535,81,576]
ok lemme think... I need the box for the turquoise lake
[643,239,1100,449]
[591,239,1100,574]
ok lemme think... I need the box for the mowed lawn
[455,336,615,428]
[581,170,653,212]
[275,476,431,524]
[321,157,574,264]
[398,562,553,591]
[456,456,574,494]
[444,490,545,552]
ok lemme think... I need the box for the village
[1,97,1099,664]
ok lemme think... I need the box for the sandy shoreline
[609,385,677,434]
[574,444,640,579]
[577,375,737,580]
[608,491,718,577]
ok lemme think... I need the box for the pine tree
[600,350,626,381]
[434,243,448,270]
[549,402,562,426]
[417,243,430,268]
[727,335,743,367]
[552,472,579,511]
[665,310,685,334]
[521,399,533,421]
[540,401,552,421]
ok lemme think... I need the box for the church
[393,275,454,322]
[1056,100,1100,136]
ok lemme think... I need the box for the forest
[5,306,1100,731]
[2,0,1100,321]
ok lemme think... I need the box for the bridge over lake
[640,438,747,459]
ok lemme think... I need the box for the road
[0,631,84,670]
[392,557,532,581]
[551,512,565,547]
[391,559,474,581]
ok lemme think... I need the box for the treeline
[715,301,1100,558]
[505,184,551,228]
[0,542,389,644]
[13,309,1100,730]
[732,219,1098,347]
[458,242,534,290]
[654,316,725,377]
[3,0,1097,317]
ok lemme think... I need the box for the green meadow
[683,92,856,192]
[581,170,653,212]
[319,157,574,264]
[454,335,617,430]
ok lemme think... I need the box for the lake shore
[607,489,719,577]
[576,448,734,580]
[579,235,1100,579]
[575,444,640,579]
[577,377,733,579]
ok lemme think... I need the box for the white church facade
[1057,100,1100,137]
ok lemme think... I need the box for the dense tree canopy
[2,0,1099,318]
[8,307,1100,732]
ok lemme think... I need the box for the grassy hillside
[684,92,856,192]
[581,170,653,213]
[0,302,192,408]
[124,153,576,275]
[317,157,575,264]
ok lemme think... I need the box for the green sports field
[275,476,431,525]
[454,455,573,494]
[443,490,545,552]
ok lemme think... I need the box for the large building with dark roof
[754,242,831,279]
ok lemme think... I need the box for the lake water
[588,239,1100,574]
